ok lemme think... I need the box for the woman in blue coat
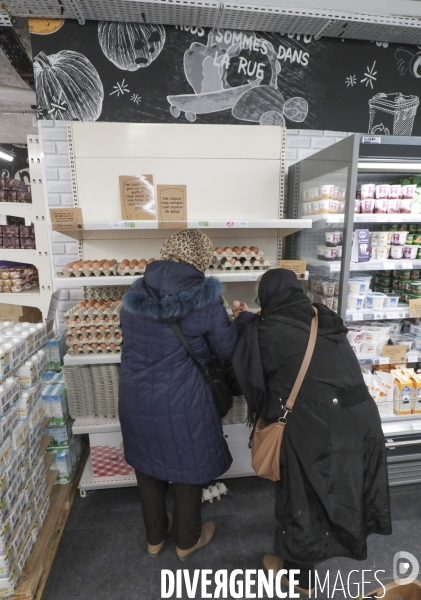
[119,229,248,561]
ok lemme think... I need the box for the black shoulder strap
[170,322,207,376]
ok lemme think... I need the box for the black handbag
[171,322,234,418]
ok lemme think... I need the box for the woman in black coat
[233,269,391,595]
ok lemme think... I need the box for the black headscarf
[232,269,305,425]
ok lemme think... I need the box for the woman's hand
[232,301,250,319]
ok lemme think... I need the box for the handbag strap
[170,322,208,378]
[285,305,318,412]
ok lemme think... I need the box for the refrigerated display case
[287,134,421,485]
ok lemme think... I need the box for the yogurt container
[361,199,374,213]
[389,184,402,199]
[387,199,400,214]
[402,184,417,199]
[325,231,340,247]
[376,184,390,200]
[348,279,369,295]
[400,199,413,214]
[384,294,400,308]
[403,245,418,259]
[390,246,404,259]
[347,293,365,310]
[361,184,375,200]
[322,281,336,297]
[370,232,379,246]
[361,341,376,353]
[376,247,390,260]
[350,342,362,354]
[347,328,363,344]
[324,247,337,261]
[361,326,382,342]
[320,185,334,199]
[393,231,409,246]
[374,199,388,214]
[366,292,386,310]
[354,199,361,214]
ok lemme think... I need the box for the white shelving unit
[308,214,421,225]
[0,136,53,321]
[49,122,313,493]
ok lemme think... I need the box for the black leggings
[135,470,203,550]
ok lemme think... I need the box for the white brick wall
[39,121,350,317]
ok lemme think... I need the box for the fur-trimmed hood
[122,260,223,321]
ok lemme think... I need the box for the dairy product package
[42,382,68,426]
[18,362,37,390]
[44,417,73,450]
[51,448,73,484]
[392,370,413,415]
[45,330,66,371]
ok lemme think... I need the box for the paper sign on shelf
[50,207,83,231]
[378,357,390,365]
[409,299,421,318]
[109,221,123,229]
[330,263,341,272]
[157,185,187,229]
[402,260,413,269]
[225,221,250,228]
[119,175,156,220]
[382,345,407,363]
[247,273,260,281]
[412,422,421,430]
[407,354,418,363]
[280,260,307,274]
[363,313,374,320]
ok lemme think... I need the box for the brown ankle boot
[176,521,215,561]
[148,512,173,558]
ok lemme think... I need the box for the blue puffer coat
[119,260,242,485]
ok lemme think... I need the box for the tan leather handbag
[251,306,319,482]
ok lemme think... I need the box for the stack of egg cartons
[0,321,52,597]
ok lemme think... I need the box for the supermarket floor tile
[42,480,421,600]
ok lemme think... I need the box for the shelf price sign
[50,208,83,231]
[382,345,407,364]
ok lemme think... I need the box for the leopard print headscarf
[160,229,213,273]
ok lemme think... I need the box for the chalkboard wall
[30,20,421,135]
[0,144,29,182]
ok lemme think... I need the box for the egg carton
[63,364,119,418]
[63,303,121,330]
[116,265,148,277]
[56,265,119,278]
[202,482,228,504]
[66,331,122,348]
[209,259,271,270]
[84,287,129,301]
[213,249,264,260]
[66,345,122,356]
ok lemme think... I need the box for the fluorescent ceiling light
[358,162,421,171]
[0,149,13,162]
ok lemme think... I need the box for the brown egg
[109,326,115,333]
[224,247,232,255]
[250,246,259,253]
[119,261,128,270]
[82,261,92,270]
[99,259,107,266]
[72,344,79,351]
[115,297,122,304]
[122,259,129,265]
[68,335,74,342]
[75,317,81,324]
[80,326,87,333]
[115,333,121,340]
[233,248,241,256]
[85,316,91,324]
[86,301,95,309]
[102,261,112,270]
[91,343,99,350]
[104,316,110,323]
[76,302,85,310]
[109,259,118,266]
[138,260,147,269]
[92,261,101,270]
[242,247,251,255]
[94,302,102,309]
[62,264,71,272]
[147,258,155,264]
[89,325,96,332]
[113,315,119,322]
[100,343,107,350]
[106,299,113,306]
[215,247,223,255]
[230,257,237,265]
[94,316,100,323]
[70,327,77,334]
[232,301,241,310]
[129,260,138,270]
[87,333,93,340]
[82,344,90,352]
[99,325,106,332]
[97,333,103,340]
[259,257,264,264]
[110,343,116,350]
[106,333,112,340]
[72,261,82,270]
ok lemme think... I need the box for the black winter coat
[258,292,391,564]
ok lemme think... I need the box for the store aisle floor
[41,478,421,600]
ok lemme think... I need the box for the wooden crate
[12,446,88,600]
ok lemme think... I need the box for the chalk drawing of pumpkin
[167,29,308,125]
[34,50,104,121]
[98,22,166,71]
